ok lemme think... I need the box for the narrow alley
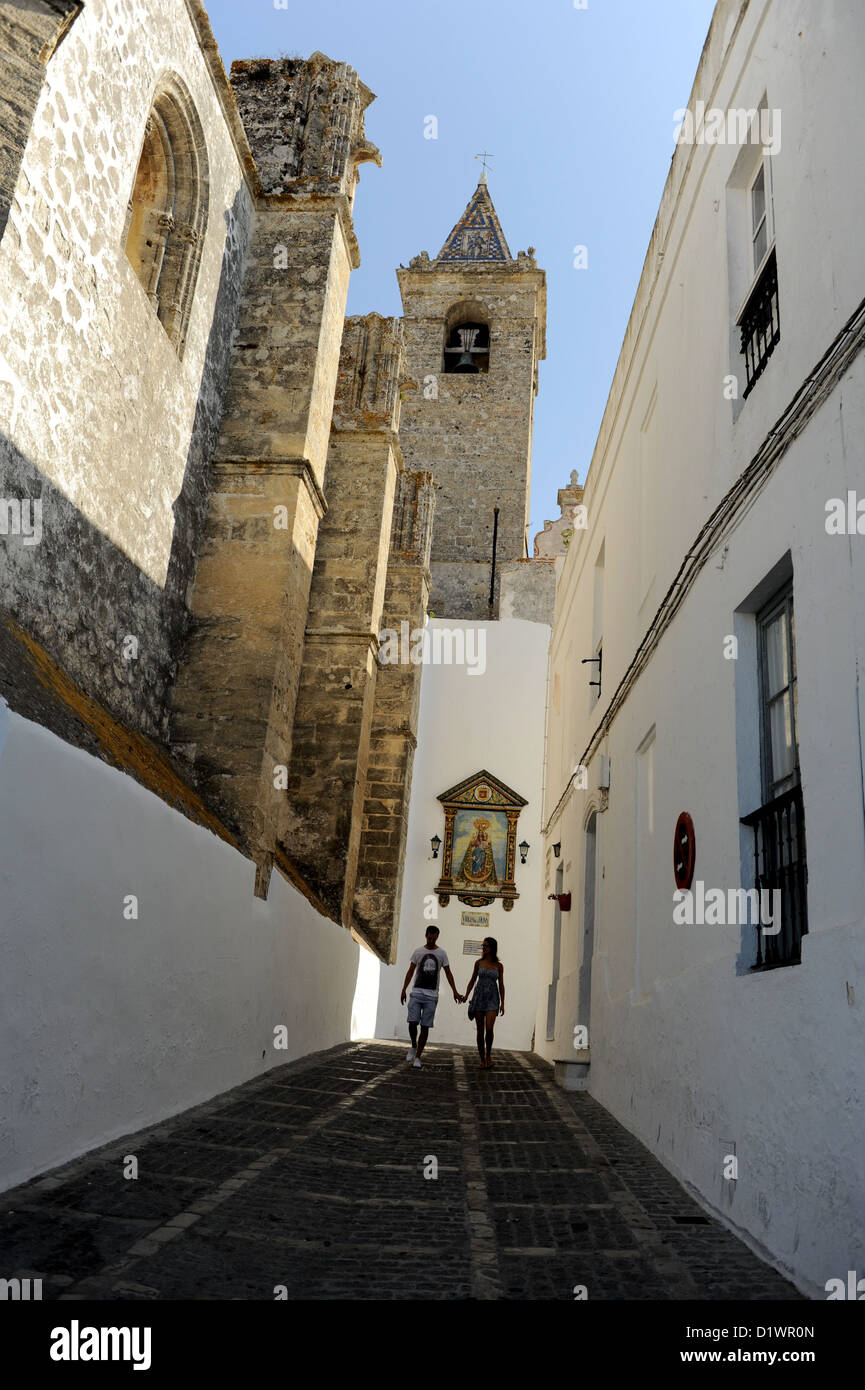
[0,1043,800,1301]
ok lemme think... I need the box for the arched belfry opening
[124,75,209,358]
[443,304,490,374]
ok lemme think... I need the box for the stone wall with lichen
[229,52,379,203]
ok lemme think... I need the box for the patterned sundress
[468,964,501,1019]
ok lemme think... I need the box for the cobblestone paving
[0,1042,802,1301]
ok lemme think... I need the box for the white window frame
[736,152,776,321]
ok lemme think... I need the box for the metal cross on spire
[475,151,493,184]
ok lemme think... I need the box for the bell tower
[397,175,546,619]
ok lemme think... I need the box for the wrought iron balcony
[740,782,807,969]
[739,247,780,398]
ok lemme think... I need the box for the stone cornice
[211,457,328,520]
[304,627,381,658]
[261,190,360,269]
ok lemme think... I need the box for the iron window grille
[741,784,807,969]
[740,582,807,967]
[738,247,780,399]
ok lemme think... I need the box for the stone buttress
[169,54,381,898]
[352,467,435,960]
[280,313,408,941]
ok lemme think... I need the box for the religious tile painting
[452,808,508,889]
[434,769,528,911]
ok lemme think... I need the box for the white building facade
[537,0,865,1298]
[376,618,548,1052]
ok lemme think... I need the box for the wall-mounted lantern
[519,840,530,864]
[552,842,561,859]
[430,834,441,860]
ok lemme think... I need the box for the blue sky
[206,0,716,534]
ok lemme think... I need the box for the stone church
[0,0,562,1185]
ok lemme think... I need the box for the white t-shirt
[409,945,449,999]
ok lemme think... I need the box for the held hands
[454,992,463,1003]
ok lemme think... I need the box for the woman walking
[463,937,505,1068]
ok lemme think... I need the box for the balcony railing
[740,782,807,968]
[739,248,780,398]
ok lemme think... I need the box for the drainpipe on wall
[488,506,500,610]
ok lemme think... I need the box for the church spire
[435,178,513,263]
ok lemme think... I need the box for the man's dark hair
[425,925,440,938]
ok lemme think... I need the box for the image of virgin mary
[457,818,498,886]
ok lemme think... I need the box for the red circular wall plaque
[673,812,696,890]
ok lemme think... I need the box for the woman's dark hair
[482,937,499,962]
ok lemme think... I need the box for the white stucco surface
[376,619,549,1052]
[535,0,865,1299]
[0,709,360,1192]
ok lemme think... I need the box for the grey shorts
[407,991,438,1028]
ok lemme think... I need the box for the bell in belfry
[450,326,480,373]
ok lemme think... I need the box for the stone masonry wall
[0,5,425,966]
[397,259,545,620]
[0,1,82,240]
[169,54,376,888]
[228,52,379,202]
[281,315,404,932]
[0,0,254,815]
[499,558,556,624]
[354,468,435,960]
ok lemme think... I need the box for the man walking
[400,925,460,1069]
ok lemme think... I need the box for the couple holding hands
[400,925,505,1070]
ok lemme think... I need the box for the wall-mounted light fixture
[430,834,441,860]
[552,842,561,858]
[519,840,529,864]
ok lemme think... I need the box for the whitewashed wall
[376,619,549,1051]
[538,0,865,1299]
[0,708,360,1192]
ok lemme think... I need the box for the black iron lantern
[431,834,441,860]
[519,840,529,864]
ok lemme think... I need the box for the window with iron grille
[740,583,808,968]
[736,157,780,398]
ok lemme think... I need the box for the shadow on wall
[0,197,249,794]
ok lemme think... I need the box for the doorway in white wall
[546,862,563,1039]
[578,813,597,1041]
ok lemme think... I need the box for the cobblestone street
[0,1042,801,1301]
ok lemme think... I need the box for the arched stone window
[124,76,209,358]
[443,303,490,374]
